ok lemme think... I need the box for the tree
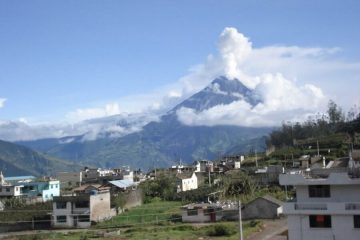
[140,173,177,201]
[220,171,258,199]
[327,100,344,125]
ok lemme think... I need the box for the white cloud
[66,102,122,122]
[177,73,326,127]
[176,28,330,127]
[3,27,360,141]
[0,98,6,108]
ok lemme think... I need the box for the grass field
[2,200,263,240]
[96,200,183,228]
[4,221,262,240]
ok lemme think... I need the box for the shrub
[207,224,236,236]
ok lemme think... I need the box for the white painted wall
[296,185,360,203]
[288,215,360,240]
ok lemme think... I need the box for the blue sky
[1,0,360,123]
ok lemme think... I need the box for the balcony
[294,203,327,210]
[283,202,360,215]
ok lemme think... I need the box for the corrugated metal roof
[4,176,36,181]
[108,179,134,188]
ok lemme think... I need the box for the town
[1,1,359,239]
[1,139,360,239]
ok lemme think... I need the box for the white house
[181,203,223,223]
[0,172,23,197]
[193,160,213,172]
[176,172,198,192]
[280,168,360,240]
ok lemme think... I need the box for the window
[309,215,331,228]
[308,185,330,198]
[56,216,67,223]
[75,201,89,208]
[78,215,90,222]
[354,215,360,228]
[5,187,10,192]
[56,202,67,209]
[187,209,198,216]
[51,185,53,189]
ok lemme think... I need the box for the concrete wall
[242,198,280,220]
[296,185,360,203]
[182,208,222,223]
[42,181,60,201]
[57,172,82,188]
[288,215,360,240]
[180,174,198,192]
[123,189,142,209]
[90,192,113,222]
[0,185,22,197]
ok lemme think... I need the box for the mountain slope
[171,76,261,113]
[0,140,81,176]
[17,76,271,170]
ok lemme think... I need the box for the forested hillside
[267,100,360,158]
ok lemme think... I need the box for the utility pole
[208,167,211,187]
[317,140,320,156]
[255,149,258,168]
[238,200,243,240]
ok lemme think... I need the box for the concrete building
[280,169,360,240]
[57,172,82,189]
[0,173,58,201]
[181,203,223,223]
[176,172,198,192]
[242,195,283,220]
[0,172,23,198]
[21,180,60,201]
[194,160,214,173]
[52,189,114,228]
[255,165,284,185]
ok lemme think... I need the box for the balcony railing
[294,203,327,210]
[283,202,360,214]
[345,203,360,210]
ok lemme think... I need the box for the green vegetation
[0,200,52,222]
[97,199,182,228]
[140,173,178,202]
[0,139,81,176]
[3,220,262,240]
[267,100,360,148]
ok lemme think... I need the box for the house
[57,172,82,189]
[106,179,135,192]
[0,184,23,198]
[254,165,284,185]
[1,173,59,201]
[280,155,360,240]
[0,172,23,198]
[20,179,60,202]
[193,160,214,172]
[52,189,115,228]
[220,155,244,170]
[242,195,283,219]
[170,164,195,174]
[222,196,283,221]
[4,175,36,184]
[72,184,109,194]
[176,172,198,192]
[181,203,223,223]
